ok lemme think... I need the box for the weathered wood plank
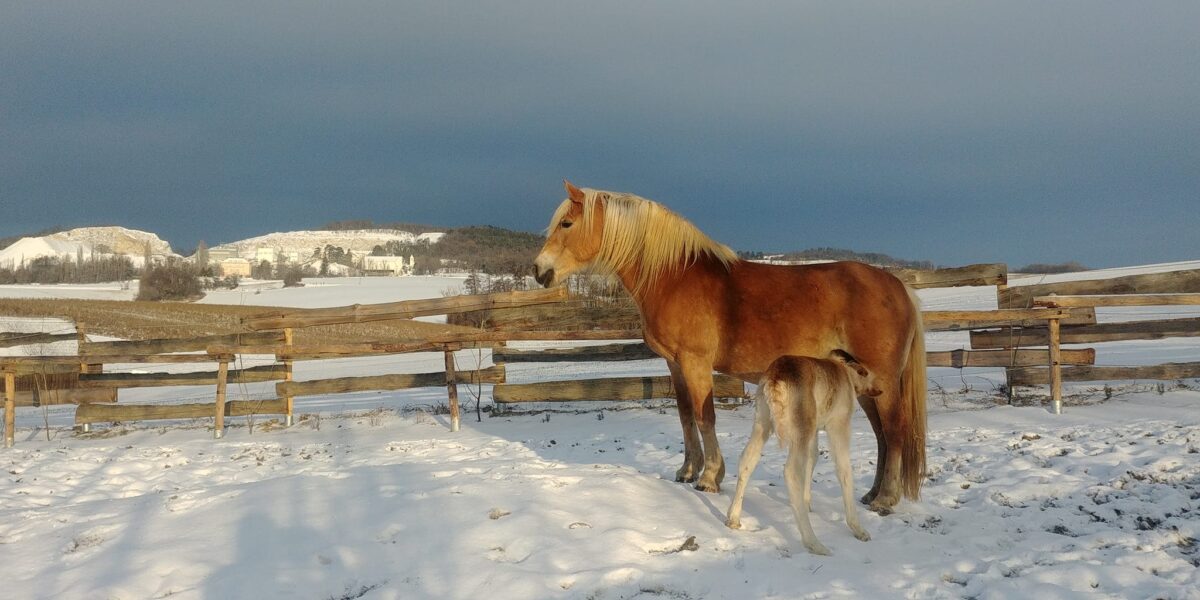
[999,269,1200,308]
[80,331,285,356]
[926,348,1094,368]
[207,341,478,360]
[0,332,78,349]
[494,374,747,403]
[1033,293,1200,308]
[75,399,289,424]
[227,398,288,416]
[242,287,569,330]
[923,308,1093,331]
[276,365,507,398]
[970,317,1200,349]
[1006,362,1200,386]
[432,329,644,343]
[4,354,232,366]
[77,364,288,388]
[0,362,81,375]
[889,263,1008,289]
[13,388,117,407]
[492,343,660,363]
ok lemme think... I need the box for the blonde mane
[550,188,738,295]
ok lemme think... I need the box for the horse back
[642,259,916,377]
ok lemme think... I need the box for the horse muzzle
[534,266,555,288]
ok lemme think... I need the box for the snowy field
[2,267,1198,599]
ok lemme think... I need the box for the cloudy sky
[3,2,1197,268]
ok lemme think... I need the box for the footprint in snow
[64,524,120,557]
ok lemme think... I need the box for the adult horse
[533,181,926,512]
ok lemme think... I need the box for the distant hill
[431,226,545,275]
[0,227,67,251]
[739,247,936,270]
[0,226,178,268]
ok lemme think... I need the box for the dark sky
[3,2,1197,268]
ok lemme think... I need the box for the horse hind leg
[858,392,886,506]
[868,380,906,515]
[669,363,703,484]
[725,390,773,529]
[785,434,829,555]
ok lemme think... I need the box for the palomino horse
[725,350,881,555]
[533,181,926,512]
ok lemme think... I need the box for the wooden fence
[3,263,1199,447]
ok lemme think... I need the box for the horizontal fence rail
[5,262,1200,446]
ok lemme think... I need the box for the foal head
[533,180,606,287]
[829,349,882,398]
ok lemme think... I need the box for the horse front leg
[676,361,723,493]
[669,362,703,484]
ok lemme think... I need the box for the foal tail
[900,286,927,500]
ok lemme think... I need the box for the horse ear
[564,180,585,204]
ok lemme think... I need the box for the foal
[725,350,881,555]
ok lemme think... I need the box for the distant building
[207,248,238,264]
[254,247,277,264]
[219,258,251,277]
[362,255,414,276]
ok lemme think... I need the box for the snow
[0,237,92,268]
[1,263,1198,599]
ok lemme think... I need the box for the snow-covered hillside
[0,226,177,268]
[212,229,445,260]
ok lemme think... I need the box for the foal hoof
[804,541,832,556]
[724,517,742,530]
[852,528,871,542]
[694,480,720,494]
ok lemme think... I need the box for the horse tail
[900,286,927,500]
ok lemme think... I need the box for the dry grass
[0,298,478,344]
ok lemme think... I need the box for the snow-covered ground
[2,264,1198,599]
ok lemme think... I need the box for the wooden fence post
[75,326,94,433]
[1048,317,1063,414]
[4,372,14,448]
[444,348,460,432]
[283,328,294,427]
[215,359,229,438]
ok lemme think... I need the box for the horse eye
[560,220,573,229]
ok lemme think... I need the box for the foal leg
[829,413,870,542]
[803,434,817,511]
[785,434,829,556]
[669,363,703,484]
[725,392,773,529]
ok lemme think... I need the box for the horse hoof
[725,518,742,530]
[675,472,698,484]
[694,481,720,493]
[853,529,871,542]
[868,502,893,516]
[860,490,878,505]
[805,542,831,556]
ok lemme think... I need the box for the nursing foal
[725,350,880,555]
